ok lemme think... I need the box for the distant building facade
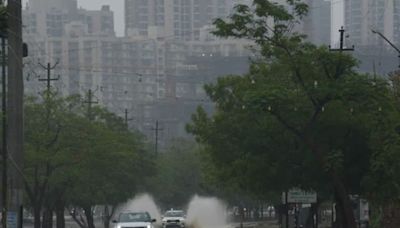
[124,0,235,40]
[24,0,114,38]
[23,0,252,147]
[344,0,398,47]
[303,0,331,46]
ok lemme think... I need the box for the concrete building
[124,0,235,40]
[303,0,331,46]
[24,0,114,38]
[77,6,115,37]
[344,0,398,47]
[23,0,253,148]
[28,0,78,14]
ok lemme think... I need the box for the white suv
[113,211,156,228]
[161,210,186,228]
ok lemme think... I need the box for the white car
[113,211,156,228]
[161,210,186,228]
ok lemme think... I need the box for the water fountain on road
[186,195,228,228]
[117,193,162,224]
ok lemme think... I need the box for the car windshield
[164,211,184,217]
[119,212,151,222]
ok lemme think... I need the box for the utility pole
[38,62,60,92]
[1,25,7,228]
[151,121,163,156]
[124,109,133,127]
[329,26,355,52]
[7,0,24,228]
[371,29,400,68]
[84,89,98,121]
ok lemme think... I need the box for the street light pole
[371,29,400,68]
[7,1,24,228]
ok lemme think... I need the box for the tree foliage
[187,1,400,227]
[148,139,203,209]
[23,91,154,228]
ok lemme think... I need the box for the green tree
[187,1,400,228]
[65,117,153,228]
[23,91,154,228]
[148,139,203,209]
[24,91,85,228]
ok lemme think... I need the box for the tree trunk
[42,208,53,228]
[304,137,357,228]
[34,207,42,228]
[84,206,96,228]
[305,201,319,228]
[70,208,87,228]
[333,183,356,228]
[381,202,400,228]
[103,205,114,228]
[55,201,65,228]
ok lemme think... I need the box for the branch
[293,68,318,106]
[24,181,35,205]
[322,63,332,79]
[269,38,318,107]
[70,208,88,228]
[45,124,62,149]
[269,110,302,138]
[334,59,345,79]
[305,96,332,131]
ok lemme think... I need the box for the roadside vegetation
[187,1,400,227]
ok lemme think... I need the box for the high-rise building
[25,0,114,38]
[23,0,252,146]
[77,6,115,37]
[303,0,331,45]
[124,0,234,40]
[28,0,78,14]
[344,0,397,47]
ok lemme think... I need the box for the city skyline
[24,0,345,42]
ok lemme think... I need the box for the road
[23,219,280,228]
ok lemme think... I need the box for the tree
[148,139,203,209]
[24,91,85,228]
[187,1,400,227]
[64,105,154,228]
[23,91,154,228]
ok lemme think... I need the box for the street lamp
[371,29,400,68]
